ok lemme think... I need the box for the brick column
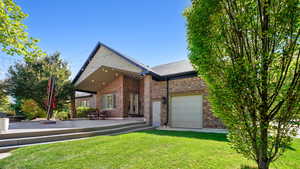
[70,90,77,118]
[143,75,152,124]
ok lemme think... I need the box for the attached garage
[170,95,203,128]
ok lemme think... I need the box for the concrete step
[0,121,146,139]
[0,125,154,153]
[0,123,149,147]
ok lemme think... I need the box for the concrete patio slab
[5,118,145,134]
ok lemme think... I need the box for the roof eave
[72,42,151,85]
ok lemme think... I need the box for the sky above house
[0,0,191,80]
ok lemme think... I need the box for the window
[79,100,89,107]
[102,94,116,110]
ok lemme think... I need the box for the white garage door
[171,95,203,128]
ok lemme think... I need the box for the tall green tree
[185,0,299,169]
[0,80,10,113]
[5,53,74,117]
[0,0,43,60]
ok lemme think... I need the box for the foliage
[184,0,300,169]
[0,80,11,113]
[4,53,74,117]
[21,99,45,120]
[0,131,299,169]
[53,110,69,120]
[10,96,24,116]
[76,106,96,118]
[0,0,44,60]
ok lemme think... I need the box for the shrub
[53,110,69,120]
[21,99,46,120]
[76,107,96,118]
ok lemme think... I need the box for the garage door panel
[171,95,203,129]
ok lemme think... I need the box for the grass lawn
[0,130,299,169]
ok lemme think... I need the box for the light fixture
[91,80,95,83]
[102,82,106,85]
[115,73,119,76]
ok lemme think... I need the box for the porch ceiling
[75,66,141,93]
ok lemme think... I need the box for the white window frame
[101,93,116,110]
[80,100,89,107]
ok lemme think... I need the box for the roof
[75,92,93,98]
[72,42,197,84]
[72,42,153,84]
[151,60,195,76]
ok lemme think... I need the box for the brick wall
[96,75,124,117]
[95,75,143,118]
[151,76,225,128]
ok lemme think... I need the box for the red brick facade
[93,74,224,128]
[96,76,124,117]
[151,77,224,128]
[95,75,142,118]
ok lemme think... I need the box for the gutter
[165,78,169,126]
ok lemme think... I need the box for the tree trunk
[258,122,270,169]
[258,160,269,169]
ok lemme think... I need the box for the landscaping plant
[4,53,74,119]
[184,0,300,169]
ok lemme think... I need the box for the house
[75,92,96,108]
[73,42,224,129]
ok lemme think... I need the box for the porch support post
[70,90,77,119]
[143,75,152,125]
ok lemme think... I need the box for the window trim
[101,93,116,110]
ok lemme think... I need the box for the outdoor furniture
[99,110,109,120]
[87,110,110,120]
[87,109,100,120]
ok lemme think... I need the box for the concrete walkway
[158,127,300,138]
[6,118,145,134]
[0,153,11,160]
[158,127,228,134]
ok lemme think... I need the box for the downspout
[165,78,169,126]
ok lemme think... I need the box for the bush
[21,99,46,120]
[53,110,69,120]
[76,107,96,118]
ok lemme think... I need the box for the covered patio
[71,42,153,122]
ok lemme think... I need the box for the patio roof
[73,42,198,91]
[72,42,154,85]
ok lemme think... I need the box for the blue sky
[1,0,191,80]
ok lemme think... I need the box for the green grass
[0,130,299,169]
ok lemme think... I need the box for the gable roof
[72,42,153,84]
[151,60,195,76]
[72,42,197,84]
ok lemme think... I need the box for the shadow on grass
[138,129,229,142]
[240,165,257,169]
[286,145,296,151]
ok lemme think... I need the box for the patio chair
[87,109,100,120]
[99,110,109,120]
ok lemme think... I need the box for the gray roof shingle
[151,60,195,76]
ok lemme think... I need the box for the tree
[5,53,74,118]
[0,81,11,113]
[21,99,45,120]
[0,0,43,60]
[184,0,299,169]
